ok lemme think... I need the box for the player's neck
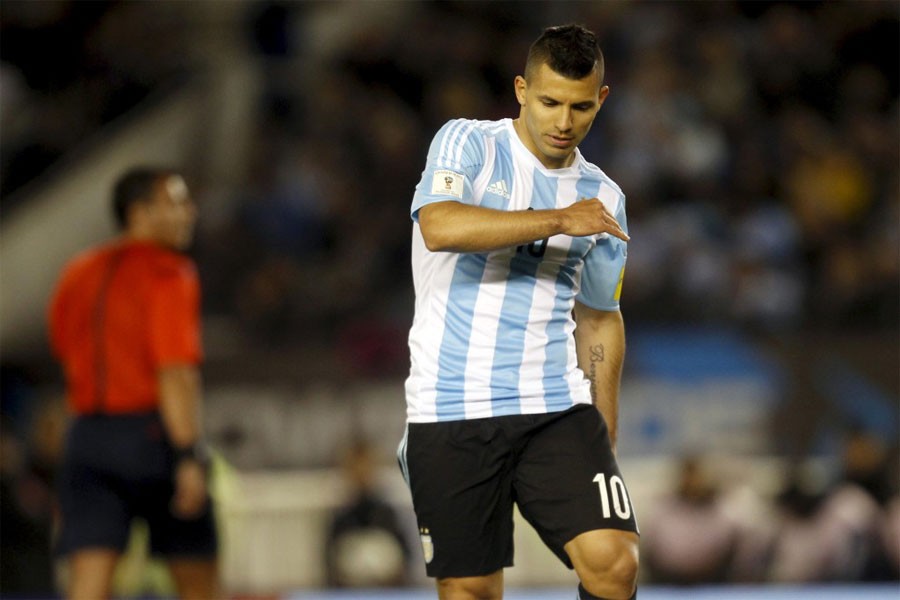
[512,118,576,170]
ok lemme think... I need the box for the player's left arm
[573,303,625,453]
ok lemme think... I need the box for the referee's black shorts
[399,403,638,579]
[55,412,217,559]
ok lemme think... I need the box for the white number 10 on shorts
[593,473,632,520]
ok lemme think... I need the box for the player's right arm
[412,120,627,253]
[418,198,629,253]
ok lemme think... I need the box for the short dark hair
[525,24,604,82]
[112,167,176,229]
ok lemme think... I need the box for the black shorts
[55,413,217,559]
[398,404,638,578]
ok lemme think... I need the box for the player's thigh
[401,419,516,578]
[437,570,503,600]
[514,404,639,567]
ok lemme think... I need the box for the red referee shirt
[49,239,202,415]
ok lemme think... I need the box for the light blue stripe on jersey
[573,173,604,257]
[570,177,603,267]
[480,131,513,210]
[541,176,603,409]
[489,170,557,413]
[434,131,515,420]
[530,169,559,210]
[435,253,488,421]
[575,172,603,217]
[578,176,628,310]
[490,254,541,411]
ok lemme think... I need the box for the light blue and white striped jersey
[405,118,628,423]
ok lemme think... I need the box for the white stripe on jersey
[463,255,506,419]
[406,226,455,421]
[440,120,480,171]
[517,172,579,414]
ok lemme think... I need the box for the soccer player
[398,25,639,600]
[48,168,219,599]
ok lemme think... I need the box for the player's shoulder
[578,156,625,198]
[429,118,507,168]
[435,117,507,144]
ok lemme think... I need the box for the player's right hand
[561,198,629,241]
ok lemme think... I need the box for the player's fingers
[602,214,630,241]
[610,228,630,242]
[603,221,629,241]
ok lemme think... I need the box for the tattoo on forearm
[588,344,604,403]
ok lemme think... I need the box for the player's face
[514,63,609,169]
[148,175,197,250]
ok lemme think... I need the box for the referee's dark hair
[112,167,177,230]
[525,24,605,83]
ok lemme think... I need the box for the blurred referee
[48,168,219,599]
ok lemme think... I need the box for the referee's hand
[172,459,208,518]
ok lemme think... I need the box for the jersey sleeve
[410,119,485,221]
[577,189,628,311]
[148,262,203,366]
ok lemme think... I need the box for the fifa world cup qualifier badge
[419,527,434,564]
[431,169,463,198]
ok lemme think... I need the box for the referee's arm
[159,364,209,518]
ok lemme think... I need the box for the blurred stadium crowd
[208,0,900,353]
[4,1,897,344]
[1,0,898,596]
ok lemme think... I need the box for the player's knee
[581,555,638,599]
[572,532,639,600]
[437,574,503,600]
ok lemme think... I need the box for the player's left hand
[171,459,208,518]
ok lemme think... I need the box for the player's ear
[514,75,527,106]
[597,85,610,108]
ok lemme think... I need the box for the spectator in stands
[325,438,413,588]
[641,455,742,585]
[767,453,883,584]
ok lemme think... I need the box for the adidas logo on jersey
[486,179,511,199]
